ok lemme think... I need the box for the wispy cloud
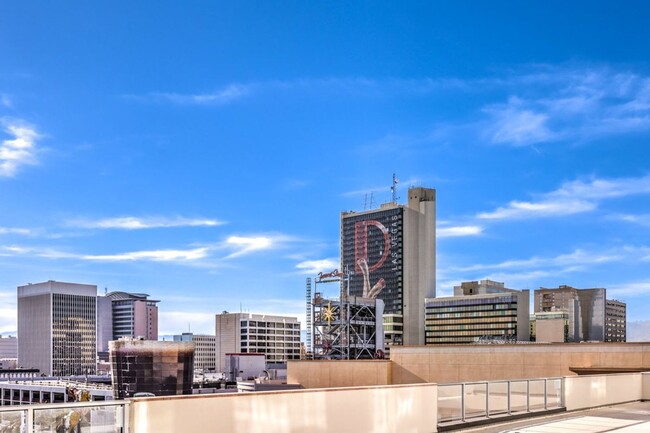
[485,98,554,146]
[128,84,251,105]
[84,247,209,262]
[478,174,650,220]
[295,258,339,275]
[453,248,624,273]
[608,280,650,298]
[612,213,650,227]
[0,227,34,236]
[224,235,276,258]
[0,118,40,177]
[69,216,223,230]
[437,225,483,238]
[482,66,650,146]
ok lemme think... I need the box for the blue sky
[1,2,650,335]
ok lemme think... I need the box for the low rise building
[215,312,300,372]
[173,333,216,372]
[425,281,529,344]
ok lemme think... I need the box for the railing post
[544,379,548,410]
[461,383,466,422]
[507,381,511,415]
[485,382,490,418]
[526,380,530,413]
[26,406,34,433]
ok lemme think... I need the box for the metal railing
[0,400,127,433]
[438,377,564,424]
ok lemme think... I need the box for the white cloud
[224,236,274,258]
[135,84,250,105]
[612,214,650,227]
[0,227,33,236]
[437,225,483,238]
[0,119,40,177]
[83,247,209,262]
[295,258,340,275]
[0,244,209,263]
[478,199,595,220]
[70,216,223,230]
[455,248,623,273]
[480,66,650,147]
[486,100,554,146]
[478,174,650,220]
[608,280,650,298]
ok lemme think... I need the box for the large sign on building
[341,207,404,315]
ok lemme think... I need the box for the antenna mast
[390,173,400,203]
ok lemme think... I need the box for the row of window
[426,322,517,331]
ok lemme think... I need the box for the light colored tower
[17,280,97,376]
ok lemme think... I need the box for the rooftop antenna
[390,172,400,203]
[363,192,376,210]
[104,287,107,295]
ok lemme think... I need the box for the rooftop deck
[0,372,648,432]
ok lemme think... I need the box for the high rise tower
[340,186,436,346]
[17,280,97,376]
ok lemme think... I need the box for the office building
[534,285,626,342]
[0,336,17,359]
[424,281,529,344]
[105,292,159,341]
[173,333,216,372]
[215,312,300,373]
[606,299,627,342]
[17,281,97,376]
[109,338,194,398]
[340,186,436,346]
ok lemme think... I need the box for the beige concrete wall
[129,383,438,433]
[287,360,392,388]
[643,372,650,400]
[564,373,643,411]
[391,343,650,384]
[289,344,650,389]
[536,319,566,343]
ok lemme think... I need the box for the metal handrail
[437,377,565,424]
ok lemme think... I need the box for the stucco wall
[564,373,643,411]
[289,344,650,389]
[287,360,392,388]
[129,383,437,433]
[391,343,650,384]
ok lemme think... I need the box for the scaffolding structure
[311,269,384,360]
[305,278,313,359]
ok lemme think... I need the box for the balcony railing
[438,377,564,424]
[0,400,126,433]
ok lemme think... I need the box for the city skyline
[1,2,650,335]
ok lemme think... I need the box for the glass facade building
[109,339,194,398]
[425,291,530,344]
